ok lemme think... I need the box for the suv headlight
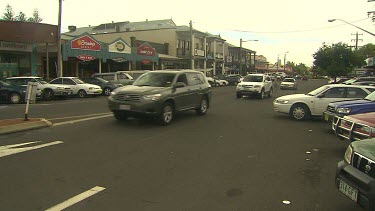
[143,94,162,101]
[275,99,289,104]
[337,107,351,114]
[344,145,353,164]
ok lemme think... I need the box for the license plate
[119,104,130,110]
[324,113,329,121]
[339,179,358,202]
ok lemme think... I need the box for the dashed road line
[0,141,63,158]
[45,186,106,211]
[52,114,113,127]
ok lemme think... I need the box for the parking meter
[24,82,38,120]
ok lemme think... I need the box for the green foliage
[27,9,42,23]
[357,43,375,59]
[313,42,364,78]
[15,12,27,22]
[286,61,309,76]
[2,4,14,21]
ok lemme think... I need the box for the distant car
[273,84,375,120]
[81,77,122,96]
[213,77,228,86]
[280,78,297,90]
[0,81,42,104]
[335,138,375,210]
[92,71,134,86]
[4,76,73,100]
[221,75,241,85]
[49,77,102,98]
[352,81,375,86]
[343,77,375,85]
[328,77,352,84]
[236,74,273,99]
[206,77,220,87]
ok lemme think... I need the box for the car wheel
[77,90,87,98]
[43,89,54,100]
[196,97,208,115]
[103,87,112,96]
[268,88,273,97]
[158,102,174,125]
[236,92,242,98]
[258,89,265,99]
[9,92,21,104]
[113,110,128,120]
[290,104,310,120]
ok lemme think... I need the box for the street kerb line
[52,114,113,127]
[48,112,112,121]
[45,186,106,211]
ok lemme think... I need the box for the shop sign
[109,40,131,54]
[71,35,101,51]
[137,44,155,56]
[0,41,32,52]
[112,58,127,63]
[141,60,152,64]
[77,54,96,61]
[194,49,205,57]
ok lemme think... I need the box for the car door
[186,73,204,108]
[313,87,346,115]
[63,78,79,94]
[173,73,193,111]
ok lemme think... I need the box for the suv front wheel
[158,103,174,125]
[196,97,208,115]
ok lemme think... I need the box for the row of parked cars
[272,77,375,210]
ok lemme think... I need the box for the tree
[15,12,27,22]
[357,43,375,60]
[2,4,14,21]
[27,9,42,23]
[313,42,364,81]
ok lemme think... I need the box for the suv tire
[103,87,112,96]
[258,89,265,99]
[196,97,208,115]
[159,103,174,125]
[236,92,242,98]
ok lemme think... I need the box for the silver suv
[108,70,212,125]
[236,74,273,99]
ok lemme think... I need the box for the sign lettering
[71,35,101,51]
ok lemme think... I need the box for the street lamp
[276,51,288,71]
[328,18,375,37]
[239,39,258,75]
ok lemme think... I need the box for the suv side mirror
[175,82,186,88]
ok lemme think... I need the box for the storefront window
[0,52,30,78]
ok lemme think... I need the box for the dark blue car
[0,80,27,104]
[323,90,375,123]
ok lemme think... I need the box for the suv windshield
[243,75,263,82]
[133,72,176,87]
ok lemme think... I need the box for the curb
[0,118,53,135]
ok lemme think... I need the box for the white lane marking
[45,186,106,211]
[52,114,112,127]
[0,141,63,158]
[49,112,112,121]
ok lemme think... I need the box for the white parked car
[273,84,375,120]
[49,77,102,98]
[280,78,297,90]
[236,74,273,99]
[213,77,229,86]
[4,76,73,100]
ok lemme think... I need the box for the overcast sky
[1,0,375,67]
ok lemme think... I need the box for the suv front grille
[326,105,335,113]
[243,85,253,88]
[352,153,375,179]
[114,94,140,102]
[336,118,374,141]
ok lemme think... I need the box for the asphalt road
[0,79,364,211]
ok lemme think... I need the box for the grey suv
[108,70,212,125]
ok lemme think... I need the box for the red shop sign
[71,35,101,51]
[141,60,152,64]
[137,44,155,56]
[77,54,96,61]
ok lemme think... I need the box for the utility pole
[189,20,193,69]
[57,0,63,77]
[239,39,243,75]
[351,32,363,51]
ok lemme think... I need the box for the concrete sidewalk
[0,118,52,135]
